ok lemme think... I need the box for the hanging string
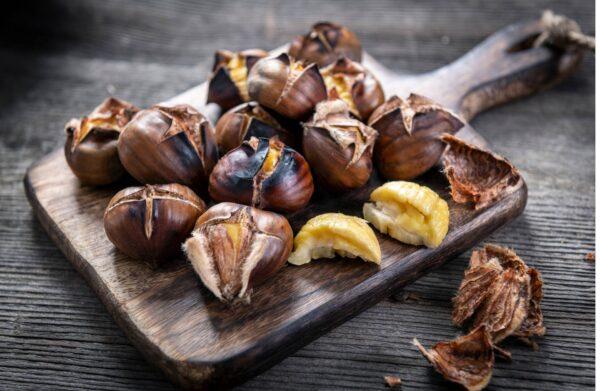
[534,10,595,53]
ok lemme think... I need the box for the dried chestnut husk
[104,184,206,267]
[209,137,314,213]
[413,325,494,391]
[183,202,293,303]
[288,21,362,67]
[207,49,268,111]
[214,101,296,153]
[368,94,464,180]
[303,99,377,191]
[320,57,384,120]
[118,104,219,190]
[64,97,139,185]
[247,53,327,120]
[441,133,523,210]
[453,245,545,344]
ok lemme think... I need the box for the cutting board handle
[424,19,583,121]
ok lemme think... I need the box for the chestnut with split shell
[215,101,296,153]
[64,97,139,185]
[368,94,464,180]
[209,137,314,213]
[320,57,384,120]
[302,99,378,192]
[103,184,206,268]
[207,49,268,111]
[247,53,328,120]
[183,202,293,303]
[118,104,219,190]
[288,21,362,67]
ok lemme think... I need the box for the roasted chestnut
[368,94,464,180]
[214,101,297,153]
[206,49,268,111]
[320,57,384,120]
[247,53,327,120]
[183,202,293,303]
[209,137,314,213]
[303,99,377,191]
[288,21,362,67]
[64,97,139,185]
[104,184,206,267]
[118,104,219,190]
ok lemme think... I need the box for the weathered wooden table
[0,1,594,389]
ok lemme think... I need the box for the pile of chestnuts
[64,21,464,304]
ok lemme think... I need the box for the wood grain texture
[1,0,594,390]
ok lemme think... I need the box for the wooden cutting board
[24,18,581,389]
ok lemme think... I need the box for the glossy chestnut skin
[209,137,314,213]
[303,99,378,192]
[215,101,297,153]
[320,57,384,120]
[104,184,206,267]
[207,49,268,111]
[183,202,293,303]
[247,53,327,120]
[64,97,139,185]
[288,21,362,67]
[368,94,464,180]
[118,104,219,191]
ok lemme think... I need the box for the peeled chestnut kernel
[368,94,464,180]
[118,104,219,190]
[303,99,378,191]
[64,97,139,185]
[207,49,268,111]
[288,21,362,67]
[215,101,296,153]
[183,202,293,303]
[320,57,384,120]
[104,184,206,267]
[247,53,327,120]
[209,137,314,213]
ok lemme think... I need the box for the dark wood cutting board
[24,18,581,389]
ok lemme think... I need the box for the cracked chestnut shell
[209,137,314,213]
[303,99,377,191]
[183,202,293,303]
[104,184,206,267]
[288,21,362,67]
[368,94,464,180]
[247,53,327,120]
[320,57,384,120]
[118,104,219,191]
[64,97,139,185]
[206,49,268,111]
[214,101,297,153]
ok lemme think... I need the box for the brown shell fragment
[441,134,523,210]
[453,245,545,344]
[413,326,494,391]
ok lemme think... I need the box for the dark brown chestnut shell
[64,97,139,185]
[368,94,464,180]
[118,104,219,191]
[209,137,314,213]
[320,57,384,120]
[247,53,328,120]
[214,101,297,153]
[288,21,362,67]
[206,49,268,111]
[103,183,206,267]
[303,99,378,192]
[183,202,293,303]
